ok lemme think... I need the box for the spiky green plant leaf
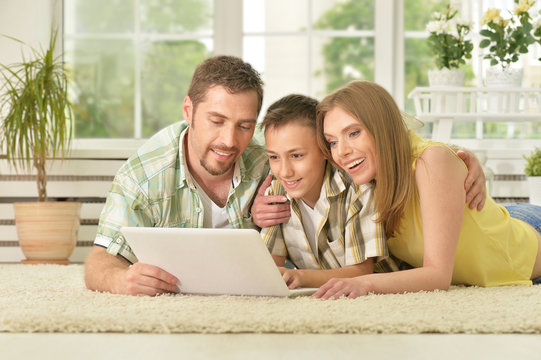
[0,29,74,201]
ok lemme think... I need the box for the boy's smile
[265,122,326,209]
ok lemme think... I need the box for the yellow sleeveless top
[387,133,538,286]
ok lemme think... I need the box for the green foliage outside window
[67,0,211,138]
[313,0,375,95]
[313,0,449,107]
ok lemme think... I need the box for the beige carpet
[1,264,541,334]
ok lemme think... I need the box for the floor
[1,333,541,359]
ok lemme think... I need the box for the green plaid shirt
[94,121,269,263]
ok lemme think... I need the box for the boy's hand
[456,150,486,211]
[251,174,291,228]
[278,267,302,289]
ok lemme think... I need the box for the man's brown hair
[187,55,264,115]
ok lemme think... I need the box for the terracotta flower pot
[14,202,82,264]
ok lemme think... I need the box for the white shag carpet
[1,264,541,334]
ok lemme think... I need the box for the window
[64,0,213,139]
[243,0,376,114]
[64,0,541,143]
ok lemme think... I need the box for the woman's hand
[312,277,370,300]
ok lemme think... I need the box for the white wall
[0,0,60,65]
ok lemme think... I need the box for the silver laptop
[120,227,317,297]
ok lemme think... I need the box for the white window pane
[141,39,212,137]
[404,0,447,31]
[139,0,213,34]
[65,0,135,34]
[243,0,308,33]
[313,0,374,30]
[244,36,309,114]
[65,0,213,139]
[65,39,135,138]
[312,36,374,96]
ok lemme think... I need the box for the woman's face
[323,106,377,185]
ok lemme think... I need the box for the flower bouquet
[426,6,473,86]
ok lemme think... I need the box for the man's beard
[200,147,237,176]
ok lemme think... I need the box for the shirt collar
[323,162,347,197]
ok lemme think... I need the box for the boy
[260,94,390,289]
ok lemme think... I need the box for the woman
[313,80,541,299]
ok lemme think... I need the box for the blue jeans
[504,203,541,285]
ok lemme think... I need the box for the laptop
[120,227,317,297]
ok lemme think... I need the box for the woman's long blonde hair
[316,80,413,237]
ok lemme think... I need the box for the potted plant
[479,0,537,87]
[524,148,541,206]
[426,5,473,87]
[0,29,81,264]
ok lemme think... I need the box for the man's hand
[84,246,179,296]
[456,150,486,211]
[251,174,291,228]
[121,262,180,296]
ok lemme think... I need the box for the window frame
[60,0,540,156]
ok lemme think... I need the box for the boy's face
[265,122,326,208]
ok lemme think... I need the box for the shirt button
[195,208,201,213]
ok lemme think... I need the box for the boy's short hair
[260,94,318,133]
[188,55,264,116]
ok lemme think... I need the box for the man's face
[183,85,258,177]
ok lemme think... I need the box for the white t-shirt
[297,200,317,255]
[192,178,231,229]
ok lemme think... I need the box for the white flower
[534,17,541,29]
[431,12,443,20]
[427,20,446,34]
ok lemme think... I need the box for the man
[85,55,290,295]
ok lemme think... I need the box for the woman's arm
[314,145,467,298]
[280,258,374,289]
